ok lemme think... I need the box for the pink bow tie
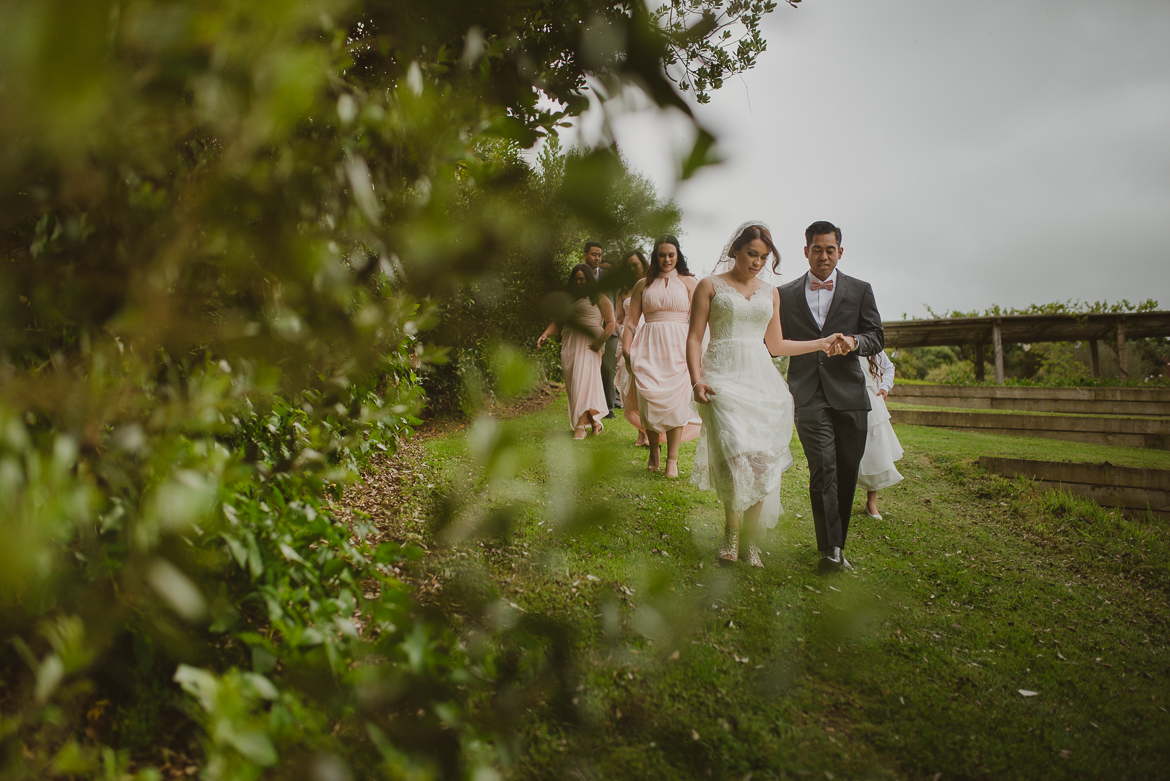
[810,277,834,291]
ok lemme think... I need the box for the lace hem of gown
[692,439,792,520]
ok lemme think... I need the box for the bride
[686,221,842,567]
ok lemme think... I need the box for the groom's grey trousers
[601,334,619,410]
[795,385,869,552]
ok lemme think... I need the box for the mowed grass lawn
[398,394,1170,780]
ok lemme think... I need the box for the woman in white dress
[857,351,904,519]
[687,222,842,567]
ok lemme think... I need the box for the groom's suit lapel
[793,273,823,335]
[824,272,852,328]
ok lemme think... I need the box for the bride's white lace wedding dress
[691,276,794,529]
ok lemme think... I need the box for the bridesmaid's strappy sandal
[573,426,588,441]
[718,527,739,565]
[591,419,604,436]
[664,458,679,479]
[647,447,661,472]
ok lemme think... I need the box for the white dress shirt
[804,269,838,330]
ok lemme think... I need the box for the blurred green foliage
[0,0,784,777]
[421,135,682,415]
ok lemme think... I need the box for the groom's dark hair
[805,221,842,246]
[583,240,603,254]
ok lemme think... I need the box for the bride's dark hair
[729,224,781,273]
[646,234,693,283]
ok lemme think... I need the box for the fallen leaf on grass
[1018,689,1038,697]
[691,729,700,741]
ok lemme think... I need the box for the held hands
[589,339,604,353]
[822,333,856,357]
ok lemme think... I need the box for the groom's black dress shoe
[603,411,616,419]
[818,546,852,574]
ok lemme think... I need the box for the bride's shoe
[647,446,661,472]
[573,426,588,441]
[664,458,679,479]
[745,542,764,568]
[718,527,739,565]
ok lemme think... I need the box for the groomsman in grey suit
[778,221,884,573]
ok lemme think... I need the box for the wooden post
[1088,339,1100,378]
[1116,319,1128,381]
[993,319,1005,385]
[974,342,985,382]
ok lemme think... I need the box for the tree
[0,0,791,776]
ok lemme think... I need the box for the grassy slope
[409,397,1170,780]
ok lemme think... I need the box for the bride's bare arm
[687,278,715,402]
[764,289,841,357]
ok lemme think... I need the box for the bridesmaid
[857,350,904,518]
[614,250,649,447]
[621,235,703,477]
[538,265,616,439]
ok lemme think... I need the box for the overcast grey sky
[570,0,1170,320]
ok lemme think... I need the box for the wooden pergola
[882,311,1170,384]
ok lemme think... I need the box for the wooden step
[978,457,1170,518]
[890,384,1170,416]
[891,409,1170,450]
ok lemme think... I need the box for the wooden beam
[993,319,1004,385]
[974,342,985,382]
[1088,339,1100,378]
[1116,319,1128,381]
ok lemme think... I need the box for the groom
[778,221,884,573]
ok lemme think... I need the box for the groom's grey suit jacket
[777,271,885,410]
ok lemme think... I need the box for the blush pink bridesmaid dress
[615,294,645,434]
[629,270,702,440]
[562,297,609,432]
